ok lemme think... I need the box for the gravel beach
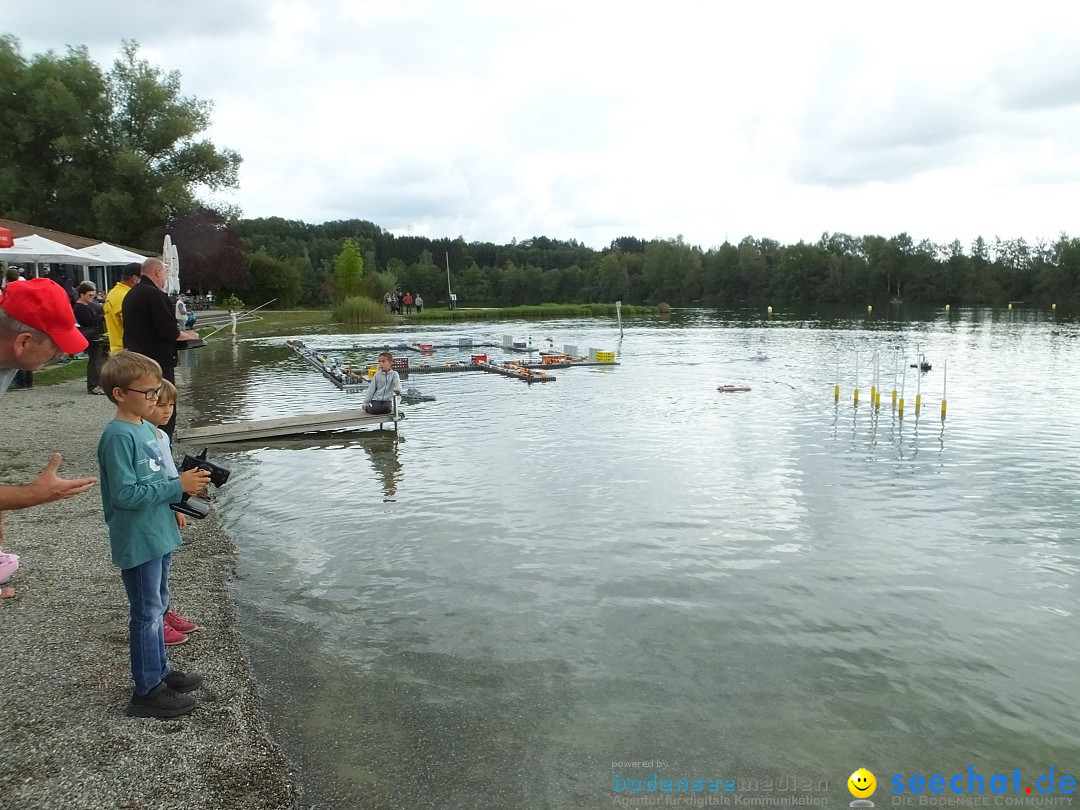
[0,378,300,810]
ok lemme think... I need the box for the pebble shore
[0,380,300,810]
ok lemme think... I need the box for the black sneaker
[125,682,197,718]
[164,670,204,693]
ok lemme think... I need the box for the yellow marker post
[767,305,773,315]
[1008,302,1013,310]
[891,351,898,408]
[871,351,879,409]
[941,359,948,421]
[867,304,873,314]
[915,357,922,415]
[945,303,950,311]
[853,351,859,407]
[834,354,840,403]
[899,359,907,420]
[1052,303,1057,311]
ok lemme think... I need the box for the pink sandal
[0,551,19,584]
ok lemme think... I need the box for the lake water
[178,308,1080,809]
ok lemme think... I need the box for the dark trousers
[86,342,108,391]
[13,370,32,388]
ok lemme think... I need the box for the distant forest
[189,212,1080,310]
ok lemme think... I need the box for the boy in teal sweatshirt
[97,351,210,718]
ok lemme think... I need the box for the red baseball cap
[0,278,88,354]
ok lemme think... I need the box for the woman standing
[73,282,108,395]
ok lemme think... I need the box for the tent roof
[0,234,97,265]
[79,242,149,265]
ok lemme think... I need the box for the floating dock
[287,339,368,391]
[178,405,402,444]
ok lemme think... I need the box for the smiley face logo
[848,768,876,798]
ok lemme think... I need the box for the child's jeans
[120,552,173,696]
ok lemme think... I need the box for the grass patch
[409,303,650,321]
[331,297,395,326]
[34,358,89,386]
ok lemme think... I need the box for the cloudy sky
[9,1,1080,249]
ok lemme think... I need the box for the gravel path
[0,379,300,810]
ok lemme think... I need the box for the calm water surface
[177,309,1080,809]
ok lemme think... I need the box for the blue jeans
[120,553,172,695]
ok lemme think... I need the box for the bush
[332,296,394,325]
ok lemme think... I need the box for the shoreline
[0,379,300,809]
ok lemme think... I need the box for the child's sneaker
[163,622,188,646]
[125,682,196,718]
[164,609,199,634]
[164,670,204,693]
[0,552,19,584]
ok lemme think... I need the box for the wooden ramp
[178,406,401,445]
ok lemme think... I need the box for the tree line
[222,217,1080,310]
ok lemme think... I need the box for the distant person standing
[403,292,413,314]
[122,258,199,437]
[414,293,423,313]
[104,264,141,355]
[74,282,108,395]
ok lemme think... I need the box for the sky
[8,0,1080,250]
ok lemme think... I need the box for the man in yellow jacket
[103,264,141,354]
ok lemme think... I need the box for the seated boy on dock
[362,351,401,415]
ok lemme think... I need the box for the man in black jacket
[121,258,199,436]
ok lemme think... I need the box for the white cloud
[7,0,1080,249]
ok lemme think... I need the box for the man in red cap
[0,278,98,511]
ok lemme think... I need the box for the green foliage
[0,37,240,248]
[222,293,245,310]
[332,296,393,325]
[243,249,304,309]
[236,217,1080,310]
[333,238,364,301]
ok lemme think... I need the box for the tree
[243,250,303,309]
[333,238,364,300]
[165,208,248,294]
[0,37,240,248]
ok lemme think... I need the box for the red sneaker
[164,622,188,646]
[164,609,199,634]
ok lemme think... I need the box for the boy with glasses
[97,351,211,717]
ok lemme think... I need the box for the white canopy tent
[78,242,148,265]
[0,234,96,266]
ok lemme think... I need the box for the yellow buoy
[870,385,877,405]
[867,305,873,314]
[1008,303,1013,310]
[767,305,773,314]
[945,304,951,312]
[891,389,898,408]
[1052,303,1057,311]
[874,391,881,410]
[941,400,947,420]
[834,385,840,402]
[853,388,859,406]
[915,393,922,414]
[898,398,905,419]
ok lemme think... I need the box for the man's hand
[29,454,97,504]
[178,330,199,341]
